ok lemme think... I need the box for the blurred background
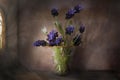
[0,0,120,79]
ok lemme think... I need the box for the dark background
[0,0,120,72]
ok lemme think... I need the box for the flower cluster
[47,30,63,46]
[51,5,83,19]
[34,4,85,47]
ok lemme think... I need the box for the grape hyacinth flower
[34,4,85,47]
[73,35,81,46]
[51,8,59,17]
[48,37,63,46]
[34,40,47,46]
[55,37,63,45]
[34,40,41,46]
[48,41,56,46]
[65,9,75,19]
[74,5,83,13]
[66,25,74,35]
[79,25,85,33]
[47,30,58,41]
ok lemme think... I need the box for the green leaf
[54,21,64,36]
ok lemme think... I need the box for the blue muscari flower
[66,25,74,35]
[33,40,41,46]
[74,5,83,13]
[47,30,58,41]
[73,34,81,46]
[48,37,63,46]
[65,9,76,19]
[34,40,47,46]
[55,37,63,45]
[48,41,56,46]
[79,25,85,33]
[51,8,59,17]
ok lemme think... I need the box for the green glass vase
[53,46,73,76]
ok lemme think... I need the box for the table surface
[0,68,120,80]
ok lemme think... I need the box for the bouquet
[33,4,85,75]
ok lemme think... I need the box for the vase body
[53,46,73,76]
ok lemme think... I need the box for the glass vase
[53,46,74,76]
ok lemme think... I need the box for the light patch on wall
[0,10,5,49]
[0,12,2,48]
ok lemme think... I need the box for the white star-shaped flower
[41,26,47,34]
